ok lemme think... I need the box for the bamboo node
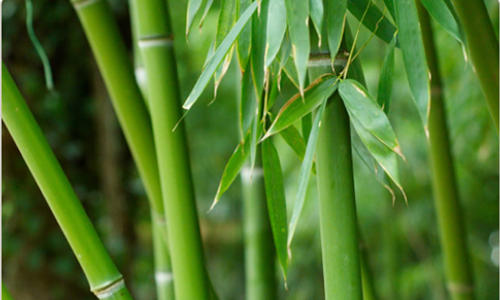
[139,35,174,49]
[92,277,126,299]
[155,271,174,284]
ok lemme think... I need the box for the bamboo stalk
[152,212,175,300]
[134,0,211,299]
[449,0,499,130]
[417,5,475,300]
[2,65,132,300]
[70,0,165,236]
[241,156,277,300]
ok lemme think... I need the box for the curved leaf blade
[325,0,347,60]
[420,0,463,44]
[184,1,258,110]
[348,0,397,45]
[265,0,287,67]
[377,35,396,113]
[261,138,288,278]
[309,0,324,44]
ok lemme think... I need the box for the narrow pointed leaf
[339,79,402,156]
[394,0,431,128]
[420,0,463,43]
[216,0,237,47]
[383,0,395,18]
[198,0,214,28]
[377,35,396,113]
[288,99,327,251]
[251,0,270,96]
[212,131,252,208]
[184,1,258,110]
[187,0,205,34]
[280,125,306,160]
[240,61,257,136]
[264,76,338,138]
[265,0,287,67]
[261,138,288,277]
[285,0,310,93]
[236,0,253,71]
[348,0,397,45]
[325,0,347,59]
[309,0,323,44]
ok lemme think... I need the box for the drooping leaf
[339,79,402,157]
[263,76,338,138]
[251,0,270,96]
[236,0,253,71]
[240,61,257,136]
[309,0,323,45]
[285,0,310,94]
[325,0,347,60]
[348,0,397,45]
[282,56,300,89]
[420,0,463,44]
[394,0,431,129]
[301,113,312,142]
[215,0,237,47]
[280,125,306,160]
[187,0,205,35]
[265,0,287,67]
[350,116,405,201]
[198,0,214,28]
[211,131,252,209]
[288,98,327,252]
[184,2,258,110]
[261,138,288,277]
[377,35,396,113]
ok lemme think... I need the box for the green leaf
[394,0,431,128]
[251,0,270,96]
[186,0,205,35]
[261,138,288,277]
[382,0,395,18]
[240,61,257,136]
[348,0,397,45]
[184,1,258,110]
[288,98,327,251]
[285,0,310,94]
[211,131,252,209]
[309,0,323,45]
[339,79,402,157]
[265,0,287,67]
[280,125,306,160]
[377,35,396,113]
[325,0,347,60]
[420,0,463,44]
[350,116,405,201]
[215,0,236,47]
[236,0,253,71]
[263,76,338,138]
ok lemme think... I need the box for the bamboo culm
[449,0,499,130]
[242,156,277,300]
[70,0,166,237]
[135,0,211,299]
[2,65,132,300]
[417,5,475,300]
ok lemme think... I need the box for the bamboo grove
[2,0,498,299]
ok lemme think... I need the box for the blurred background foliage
[2,0,498,299]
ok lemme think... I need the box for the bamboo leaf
[261,138,288,277]
[285,0,310,94]
[215,0,237,47]
[198,0,214,28]
[394,0,431,129]
[265,0,287,67]
[325,0,347,60]
[420,0,463,44]
[236,0,253,71]
[280,125,306,160]
[251,0,270,96]
[309,0,323,45]
[377,35,396,113]
[240,61,258,136]
[212,131,252,209]
[382,0,395,18]
[350,116,405,201]
[184,1,258,110]
[288,98,327,252]
[348,0,397,45]
[263,76,338,138]
[186,0,205,35]
[339,79,402,157]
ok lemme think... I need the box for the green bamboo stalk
[70,0,165,236]
[2,65,132,300]
[449,0,499,130]
[241,155,277,300]
[128,1,174,298]
[417,5,475,300]
[134,0,211,299]
[152,212,175,300]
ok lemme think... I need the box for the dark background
[2,0,499,299]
